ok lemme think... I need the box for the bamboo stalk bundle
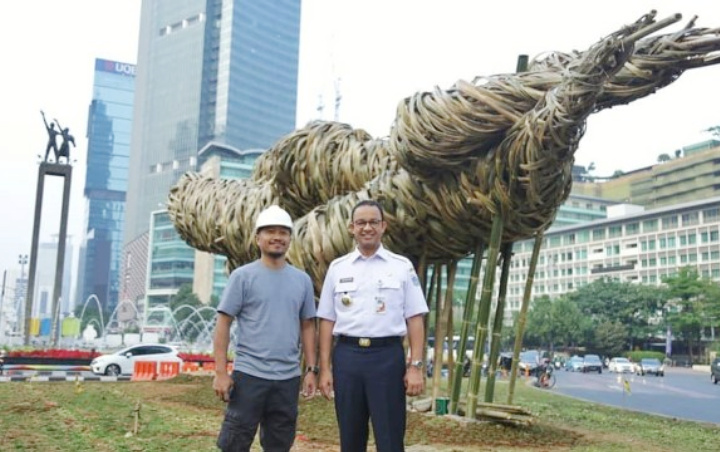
[166,12,720,286]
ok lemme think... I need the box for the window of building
[712,251,720,260]
[702,252,709,261]
[549,236,561,247]
[688,234,697,245]
[668,255,676,265]
[682,212,699,226]
[680,254,688,263]
[660,257,667,266]
[711,230,719,242]
[626,222,640,235]
[649,257,657,267]
[659,237,666,249]
[679,235,687,246]
[689,253,698,263]
[649,274,658,283]
[648,239,656,251]
[593,228,606,240]
[643,219,658,232]
[703,208,720,222]
[662,215,678,229]
[609,225,622,238]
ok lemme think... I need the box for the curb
[0,375,132,383]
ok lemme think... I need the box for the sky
[1,0,720,288]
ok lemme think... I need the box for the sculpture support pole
[24,162,72,346]
[51,164,72,346]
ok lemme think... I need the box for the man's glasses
[353,219,382,228]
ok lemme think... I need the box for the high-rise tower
[122,0,301,304]
[77,58,135,313]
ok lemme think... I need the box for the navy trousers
[333,340,406,452]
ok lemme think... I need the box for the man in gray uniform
[213,205,317,452]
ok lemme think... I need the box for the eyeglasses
[353,219,382,228]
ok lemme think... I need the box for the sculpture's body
[168,12,720,291]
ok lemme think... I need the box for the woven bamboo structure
[168,11,720,291]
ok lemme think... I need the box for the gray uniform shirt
[217,260,316,380]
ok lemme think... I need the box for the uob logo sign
[114,62,136,76]
[99,59,136,76]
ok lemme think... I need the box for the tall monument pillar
[24,162,72,346]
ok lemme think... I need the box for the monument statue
[41,110,60,162]
[54,119,75,164]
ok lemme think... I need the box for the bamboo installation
[167,12,720,420]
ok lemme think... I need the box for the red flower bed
[6,349,100,360]
[178,352,214,363]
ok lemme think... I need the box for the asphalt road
[551,366,720,424]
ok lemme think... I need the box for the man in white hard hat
[213,205,317,452]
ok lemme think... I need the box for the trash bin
[435,397,449,415]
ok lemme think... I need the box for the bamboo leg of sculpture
[444,262,457,384]
[422,263,438,378]
[507,232,544,405]
[484,243,514,403]
[466,214,504,418]
[430,263,445,413]
[449,240,485,414]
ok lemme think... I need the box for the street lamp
[17,254,28,335]
[18,255,28,279]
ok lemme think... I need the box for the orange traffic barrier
[157,361,180,380]
[202,361,216,372]
[132,361,157,381]
[182,362,200,373]
[226,363,233,373]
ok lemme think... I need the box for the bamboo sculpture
[167,12,720,418]
[169,12,719,283]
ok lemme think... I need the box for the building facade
[123,0,301,305]
[505,197,720,320]
[76,58,135,314]
[144,143,263,312]
[573,140,720,208]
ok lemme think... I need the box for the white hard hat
[255,205,293,232]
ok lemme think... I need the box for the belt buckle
[359,338,371,347]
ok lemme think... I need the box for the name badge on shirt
[340,277,354,283]
[375,296,386,314]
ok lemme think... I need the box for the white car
[608,357,633,373]
[90,343,182,376]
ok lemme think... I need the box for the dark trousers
[217,371,301,452]
[333,341,406,452]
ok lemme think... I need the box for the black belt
[337,335,402,348]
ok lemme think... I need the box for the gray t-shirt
[217,260,316,380]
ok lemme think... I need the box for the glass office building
[124,0,301,249]
[77,58,135,313]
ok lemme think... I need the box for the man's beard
[267,250,286,259]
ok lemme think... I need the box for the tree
[657,153,671,163]
[524,295,589,351]
[565,278,665,349]
[662,267,719,362]
[593,321,627,357]
[610,170,624,179]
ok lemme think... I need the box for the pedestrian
[317,199,429,452]
[213,205,318,452]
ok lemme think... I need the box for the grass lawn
[0,374,718,451]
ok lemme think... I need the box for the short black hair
[352,199,384,221]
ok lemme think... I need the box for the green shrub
[626,350,666,363]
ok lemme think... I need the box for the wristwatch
[305,365,319,375]
[408,360,424,370]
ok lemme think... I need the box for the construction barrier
[182,362,200,373]
[226,363,233,373]
[132,361,157,381]
[201,362,216,372]
[157,361,180,380]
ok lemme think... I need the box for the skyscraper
[77,58,135,313]
[122,0,301,303]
